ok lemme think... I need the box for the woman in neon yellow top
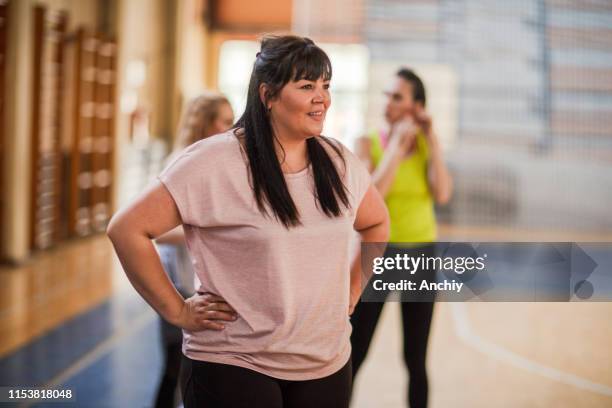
[351,68,453,408]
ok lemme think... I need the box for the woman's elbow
[378,209,391,242]
[106,213,130,243]
[434,190,452,206]
[433,178,453,206]
[381,218,391,242]
[106,215,120,241]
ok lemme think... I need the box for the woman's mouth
[307,111,324,121]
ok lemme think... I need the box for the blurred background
[0,0,610,407]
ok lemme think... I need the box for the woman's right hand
[388,117,418,156]
[174,292,238,331]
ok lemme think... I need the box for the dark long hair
[233,34,350,228]
[397,68,426,107]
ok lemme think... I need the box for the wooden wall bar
[91,36,116,232]
[29,6,67,250]
[69,29,116,237]
[0,0,9,251]
[70,29,92,236]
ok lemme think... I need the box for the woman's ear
[259,83,270,110]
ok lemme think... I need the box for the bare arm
[355,120,418,197]
[106,181,236,330]
[349,184,390,314]
[425,130,453,205]
[414,106,453,205]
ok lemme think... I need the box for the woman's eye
[323,83,330,90]
[301,84,313,89]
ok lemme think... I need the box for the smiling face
[267,77,331,140]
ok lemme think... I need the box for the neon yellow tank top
[370,130,437,243]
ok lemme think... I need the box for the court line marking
[19,309,157,408]
[13,298,612,405]
[450,303,612,397]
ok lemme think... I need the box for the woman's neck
[272,128,310,174]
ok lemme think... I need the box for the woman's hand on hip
[174,293,238,331]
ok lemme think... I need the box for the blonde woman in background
[153,92,234,408]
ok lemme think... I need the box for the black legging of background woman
[351,243,437,408]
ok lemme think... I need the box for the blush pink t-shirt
[158,130,371,380]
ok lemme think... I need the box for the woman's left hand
[414,105,432,136]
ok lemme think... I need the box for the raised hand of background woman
[414,105,433,136]
[389,116,418,156]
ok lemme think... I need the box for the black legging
[350,243,436,408]
[179,355,352,408]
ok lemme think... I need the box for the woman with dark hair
[350,68,453,408]
[107,34,389,408]
[153,91,233,408]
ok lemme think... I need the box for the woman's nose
[313,90,328,104]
